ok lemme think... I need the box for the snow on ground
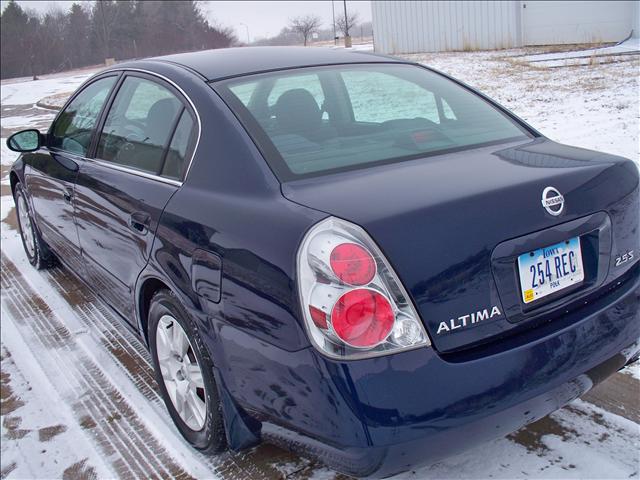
[621,361,640,381]
[396,400,640,480]
[1,51,639,479]
[0,71,96,106]
[1,69,98,167]
[403,49,640,164]
[329,42,374,51]
[520,54,638,69]
[0,222,220,480]
[1,114,54,129]
[1,342,114,479]
[0,142,18,167]
[519,37,640,65]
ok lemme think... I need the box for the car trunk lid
[283,138,637,352]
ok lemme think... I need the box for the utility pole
[98,0,109,62]
[342,0,351,47]
[332,0,337,45]
[240,22,250,45]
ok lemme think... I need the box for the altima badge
[437,306,502,335]
[541,186,564,216]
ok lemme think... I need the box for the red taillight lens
[330,243,376,286]
[331,289,394,348]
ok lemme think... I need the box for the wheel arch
[137,275,172,345]
[136,263,265,452]
[9,171,20,196]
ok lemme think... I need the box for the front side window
[96,76,187,177]
[218,64,530,180]
[50,76,116,155]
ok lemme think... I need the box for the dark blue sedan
[7,47,639,478]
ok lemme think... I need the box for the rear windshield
[216,63,530,180]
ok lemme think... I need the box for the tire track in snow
[40,262,317,479]
[1,254,193,479]
[1,252,327,479]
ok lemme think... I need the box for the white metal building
[371,1,640,54]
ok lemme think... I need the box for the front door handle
[129,211,151,234]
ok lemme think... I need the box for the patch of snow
[393,399,639,479]
[0,192,13,220]
[1,140,19,167]
[0,217,218,479]
[329,42,374,51]
[526,55,638,69]
[621,362,640,381]
[404,50,640,163]
[1,102,59,167]
[1,115,54,128]
[0,339,114,479]
[37,93,72,110]
[520,37,640,63]
[1,72,95,106]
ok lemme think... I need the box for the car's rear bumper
[259,264,639,478]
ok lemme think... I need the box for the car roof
[147,46,405,81]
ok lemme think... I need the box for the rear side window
[96,76,191,178]
[218,64,529,180]
[162,111,195,180]
[51,76,116,155]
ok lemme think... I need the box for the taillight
[332,289,394,348]
[330,243,376,285]
[297,217,431,359]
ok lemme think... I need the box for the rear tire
[148,289,226,454]
[14,183,55,270]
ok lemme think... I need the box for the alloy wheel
[155,314,207,431]
[17,193,36,258]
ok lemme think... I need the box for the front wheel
[148,289,226,453]
[14,183,55,270]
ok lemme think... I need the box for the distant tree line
[0,0,236,80]
[254,17,372,47]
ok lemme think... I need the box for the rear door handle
[129,211,151,234]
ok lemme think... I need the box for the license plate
[517,237,584,304]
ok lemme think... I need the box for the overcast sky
[1,1,372,42]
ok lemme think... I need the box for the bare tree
[336,11,359,37]
[288,14,322,46]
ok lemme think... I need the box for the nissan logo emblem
[541,186,564,216]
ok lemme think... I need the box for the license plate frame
[517,237,585,304]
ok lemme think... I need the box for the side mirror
[6,129,43,153]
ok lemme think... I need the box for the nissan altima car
[7,47,639,478]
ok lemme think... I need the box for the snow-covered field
[1,49,639,480]
[404,49,640,163]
